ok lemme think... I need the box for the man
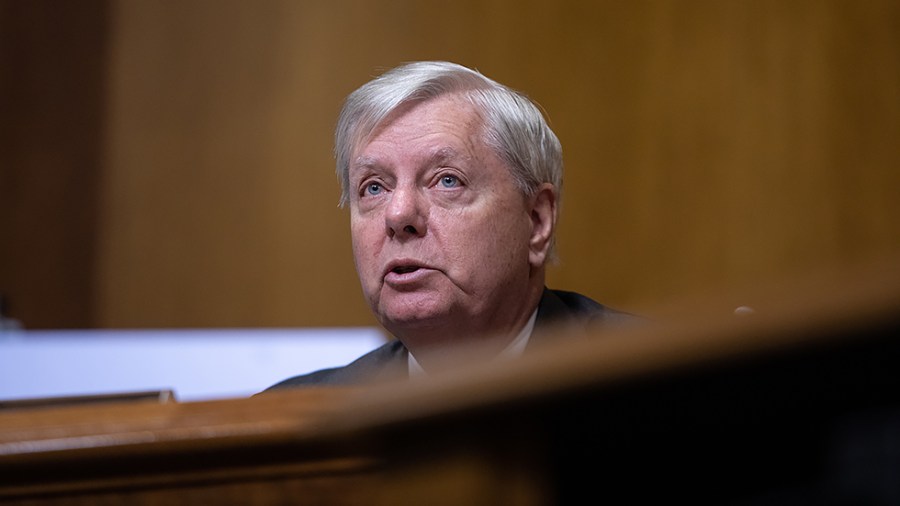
[268,61,632,388]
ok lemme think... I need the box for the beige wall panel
[96,0,900,328]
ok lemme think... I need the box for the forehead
[353,95,486,162]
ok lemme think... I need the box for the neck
[393,281,545,373]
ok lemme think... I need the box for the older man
[269,61,631,387]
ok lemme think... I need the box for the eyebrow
[351,146,463,172]
[425,146,461,167]
[351,155,381,171]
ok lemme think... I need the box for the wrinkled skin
[347,94,556,370]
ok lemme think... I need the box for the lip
[383,259,438,286]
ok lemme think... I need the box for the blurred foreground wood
[1,261,899,504]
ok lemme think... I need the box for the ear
[528,183,558,268]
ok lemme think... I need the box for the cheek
[444,208,530,271]
[494,215,534,267]
[350,221,380,280]
[487,227,527,267]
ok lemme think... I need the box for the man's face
[348,94,544,347]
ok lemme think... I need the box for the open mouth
[392,265,420,274]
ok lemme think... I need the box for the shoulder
[529,288,639,350]
[537,288,637,327]
[263,339,408,390]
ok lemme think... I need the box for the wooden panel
[95,0,900,327]
[2,0,898,328]
[0,0,109,328]
[547,0,900,313]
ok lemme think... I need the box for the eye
[365,182,383,196]
[439,174,460,188]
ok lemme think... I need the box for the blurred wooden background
[2,0,898,329]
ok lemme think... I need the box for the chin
[377,289,453,318]
[381,308,449,328]
[378,301,457,333]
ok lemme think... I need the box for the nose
[385,186,427,239]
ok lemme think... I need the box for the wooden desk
[2,263,899,504]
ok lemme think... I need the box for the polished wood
[2,262,898,503]
[0,388,376,504]
[0,390,174,412]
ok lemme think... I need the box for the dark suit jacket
[265,288,633,389]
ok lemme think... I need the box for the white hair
[334,61,563,207]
